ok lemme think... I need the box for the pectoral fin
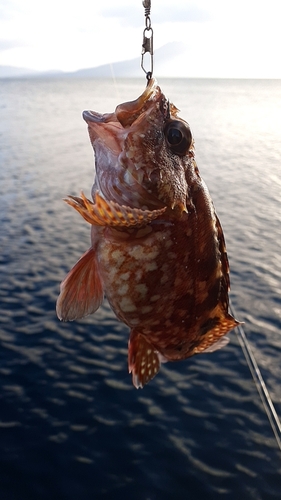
[64,191,166,227]
[193,310,240,355]
[128,331,162,388]
[56,247,103,321]
[201,335,230,353]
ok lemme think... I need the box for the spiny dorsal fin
[64,191,166,227]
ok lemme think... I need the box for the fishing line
[230,301,281,452]
[108,62,120,101]
[109,0,154,101]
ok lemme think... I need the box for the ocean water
[0,76,280,499]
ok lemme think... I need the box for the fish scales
[57,78,240,388]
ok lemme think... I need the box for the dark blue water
[0,77,280,499]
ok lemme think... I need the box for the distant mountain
[0,42,187,79]
[0,65,64,79]
[68,42,186,78]
[0,65,40,78]
[69,58,142,78]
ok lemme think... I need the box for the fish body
[57,79,239,388]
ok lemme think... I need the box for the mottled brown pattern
[57,78,240,388]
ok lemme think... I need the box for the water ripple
[0,77,280,499]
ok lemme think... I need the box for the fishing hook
[141,0,153,81]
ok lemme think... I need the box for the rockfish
[56,78,239,388]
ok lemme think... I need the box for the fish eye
[164,120,192,156]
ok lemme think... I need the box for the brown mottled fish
[56,78,240,388]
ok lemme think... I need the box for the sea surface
[0,77,281,499]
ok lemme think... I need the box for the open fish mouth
[81,78,165,162]
[82,78,161,130]
[81,78,188,212]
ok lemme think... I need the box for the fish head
[83,79,195,214]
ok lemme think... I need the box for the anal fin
[64,191,166,227]
[128,331,161,389]
[56,247,103,321]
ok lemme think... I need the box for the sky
[1,0,281,78]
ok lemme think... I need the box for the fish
[56,78,240,388]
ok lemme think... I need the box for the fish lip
[115,78,160,127]
[83,109,123,151]
[83,110,114,124]
[82,110,99,123]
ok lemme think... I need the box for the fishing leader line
[108,0,154,96]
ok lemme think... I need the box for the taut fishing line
[230,302,281,452]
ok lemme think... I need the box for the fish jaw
[82,110,123,155]
[82,80,163,174]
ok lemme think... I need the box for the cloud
[0,39,23,50]
[152,4,210,24]
[95,6,143,28]
[1,0,281,78]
